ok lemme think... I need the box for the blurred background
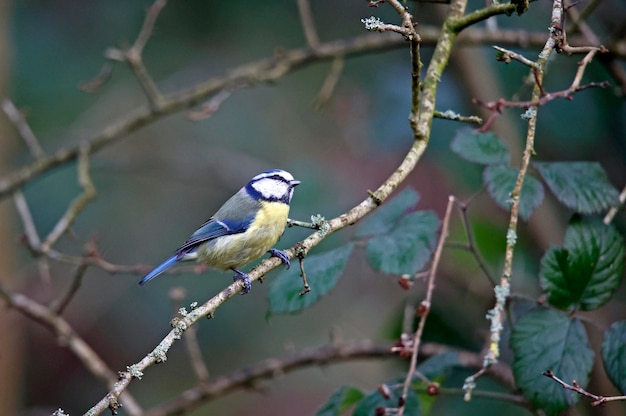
[1,0,625,415]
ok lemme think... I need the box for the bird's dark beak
[291,180,301,187]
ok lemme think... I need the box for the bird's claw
[232,268,252,295]
[268,248,291,269]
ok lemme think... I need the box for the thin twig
[187,89,236,121]
[79,62,114,93]
[604,184,626,225]
[543,370,626,406]
[133,0,167,54]
[123,0,168,107]
[313,57,345,109]
[433,109,483,124]
[13,190,52,282]
[52,263,89,315]
[298,255,310,295]
[398,195,454,415]
[41,142,96,253]
[297,0,320,50]
[1,99,46,158]
[454,197,496,285]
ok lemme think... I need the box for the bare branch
[313,57,345,109]
[52,263,89,315]
[297,0,320,50]
[543,370,626,407]
[398,196,455,415]
[41,142,96,253]
[143,341,523,416]
[0,284,143,415]
[0,27,601,201]
[2,99,45,159]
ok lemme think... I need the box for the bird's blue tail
[139,256,179,286]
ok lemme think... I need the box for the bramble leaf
[539,219,624,311]
[355,188,420,237]
[511,308,594,416]
[268,243,354,315]
[451,128,510,165]
[316,385,365,416]
[483,165,545,220]
[534,162,619,214]
[601,321,626,394]
[365,211,439,275]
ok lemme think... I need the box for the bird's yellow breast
[196,201,290,270]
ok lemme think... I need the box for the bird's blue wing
[175,216,253,255]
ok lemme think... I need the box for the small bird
[139,169,300,294]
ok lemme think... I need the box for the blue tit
[139,169,300,294]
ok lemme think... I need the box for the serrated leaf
[353,384,420,416]
[316,385,365,416]
[539,220,624,311]
[511,308,594,416]
[602,321,626,394]
[483,165,545,220]
[267,243,354,315]
[535,162,619,214]
[450,128,510,165]
[365,211,439,275]
[355,188,420,237]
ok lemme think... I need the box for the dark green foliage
[483,165,545,220]
[353,383,420,416]
[602,321,626,394]
[267,243,354,314]
[539,219,624,311]
[316,386,365,416]
[451,128,510,165]
[355,188,421,238]
[534,162,620,214]
[511,308,594,416]
[364,211,440,275]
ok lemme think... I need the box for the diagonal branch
[0,284,143,415]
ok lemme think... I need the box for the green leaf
[353,384,420,416]
[365,211,439,275]
[267,243,354,315]
[511,308,594,416]
[316,386,365,416]
[483,165,545,220]
[534,162,620,214]
[602,321,626,394]
[539,219,624,311]
[355,188,420,237]
[416,351,460,378]
[414,353,458,416]
[450,128,510,165]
